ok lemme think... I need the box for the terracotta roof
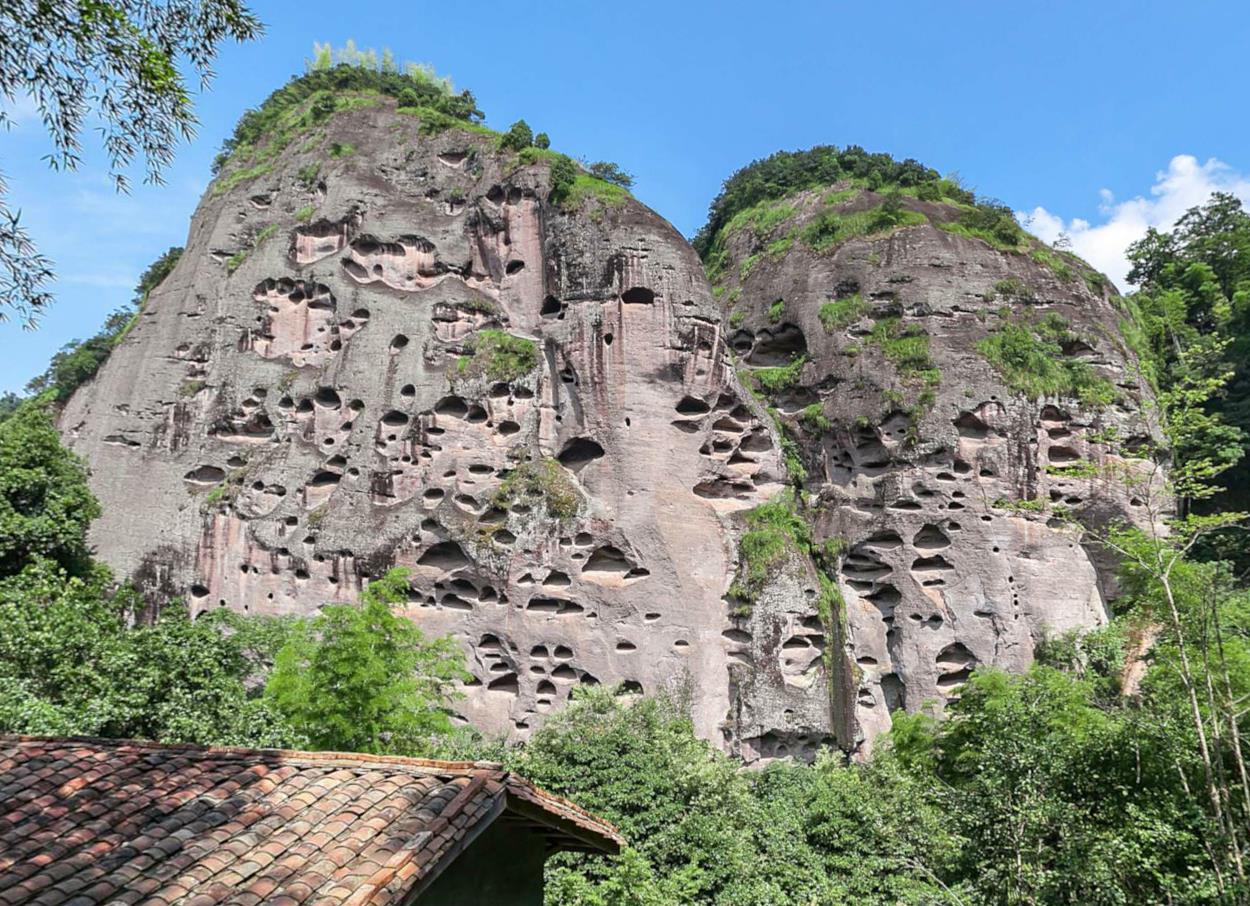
[0,735,622,905]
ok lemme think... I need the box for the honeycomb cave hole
[621,287,655,304]
[557,437,605,469]
[184,465,226,485]
[417,541,472,571]
[676,395,711,415]
[745,323,808,366]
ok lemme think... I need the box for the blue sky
[2,0,1248,393]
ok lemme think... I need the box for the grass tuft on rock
[819,294,866,331]
[977,314,1117,405]
[455,330,538,383]
[730,491,812,604]
[493,458,579,519]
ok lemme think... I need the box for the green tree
[914,664,1222,905]
[803,744,958,904]
[1126,193,1250,522]
[0,557,300,747]
[500,118,535,152]
[586,161,634,188]
[0,403,99,577]
[265,568,468,754]
[0,1,261,323]
[512,687,837,905]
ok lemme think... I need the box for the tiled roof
[0,736,623,905]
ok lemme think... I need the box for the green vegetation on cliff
[455,329,539,382]
[977,313,1117,405]
[866,317,940,385]
[729,490,812,603]
[213,43,481,174]
[693,145,971,258]
[800,198,928,252]
[695,146,1038,293]
[493,457,580,519]
[18,247,182,406]
[819,293,866,330]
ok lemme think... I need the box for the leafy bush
[940,201,1025,249]
[546,153,579,204]
[0,558,302,747]
[977,318,1117,405]
[510,688,846,904]
[0,404,100,578]
[265,568,467,755]
[534,132,550,149]
[455,329,538,382]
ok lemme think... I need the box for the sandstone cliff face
[60,102,800,748]
[60,102,1158,758]
[711,186,1161,750]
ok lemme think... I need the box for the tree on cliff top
[0,0,262,325]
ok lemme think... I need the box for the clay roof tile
[0,736,622,905]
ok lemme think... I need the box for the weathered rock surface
[712,186,1161,752]
[60,103,1159,758]
[60,101,794,748]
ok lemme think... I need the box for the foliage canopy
[0,0,260,323]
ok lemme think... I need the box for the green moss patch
[818,293,865,330]
[455,329,538,382]
[493,458,579,519]
[977,314,1117,405]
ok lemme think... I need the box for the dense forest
[1,45,1249,906]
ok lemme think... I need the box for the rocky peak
[59,89,1161,759]
[703,171,1161,752]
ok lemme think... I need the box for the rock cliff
[60,96,1159,758]
[702,177,1160,752]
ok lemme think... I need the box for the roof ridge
[0,734,497,773]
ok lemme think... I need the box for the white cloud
[1017,155,1250,290]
